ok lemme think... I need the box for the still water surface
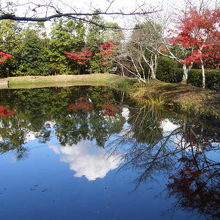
[0,86,219,220]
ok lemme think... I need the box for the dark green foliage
[156,57,182,83]
[157,61,220,90]
[188,69,220,90]
[0,16,123,76]
[86,11,104,52]
[14,28,51,76]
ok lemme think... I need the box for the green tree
[49,19,86,74]
[15,27,51,76]
[0,20,22,77]
[86,11,105,73]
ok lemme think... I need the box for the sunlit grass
[6,74,135,90]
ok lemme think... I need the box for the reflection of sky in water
[122,107,129,120]
[49,141,123,181]
[0,111,217,219]
[160,119,180,133]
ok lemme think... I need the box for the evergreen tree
[49,19,86,74]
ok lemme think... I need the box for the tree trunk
[201,63,205,88]
[182,64,188,83]
[151,54,158,79]
[151,68,156,79]
[182,63,193,83]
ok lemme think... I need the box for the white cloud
[49,141,123,181]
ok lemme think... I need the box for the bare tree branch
[0,10,159,22]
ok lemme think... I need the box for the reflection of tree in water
[0,87,125,158]
[1,87,220,218]
[167,152,220,219]
[53,88,125,147]
[167,121,220,219]
[107,104,220,219]
[0,116,28,160]
[108,105,180,183]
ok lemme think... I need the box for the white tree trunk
[182,63,193,83]
[201,63,206,88]
[182,64,188,82]
[151,67,156,79]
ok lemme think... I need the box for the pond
[0,86,219,220]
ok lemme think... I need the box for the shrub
[188,69,220,90]
[156,57,182,83]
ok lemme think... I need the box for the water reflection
[108,105,220,219]
[49,141,123,181]
[0,86,219,219]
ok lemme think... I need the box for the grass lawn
[0,74,133,89]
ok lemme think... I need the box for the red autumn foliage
[68,97,93,112]
[0,51,13,63]
[100,42,115,66]
[64,42,115,66]
[166,163,220,218]
[182,51,209,64]
[64,49,92,65]
[100,42,115,56]
[170,7,220,66]
[0,105,16,117]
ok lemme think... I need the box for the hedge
[156,57,220,90]
[188,69,220,90]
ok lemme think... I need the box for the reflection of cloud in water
[122,107,129,120]
[160,119,180,133]
[160,119,206,152]
[24,132,39,142]
[49,141,123,181]
[0,131,39,143]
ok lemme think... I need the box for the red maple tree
[64,42,115,67]
[0,51,13,64]
[101,103,118,116]
[64,49,92,65]
[101,93,118,117]
[100,41,115,66]
[170,7,220,88]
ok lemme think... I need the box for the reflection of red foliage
[0,51,13,63]
[168,166,210,205]
[101,103,118,117]
[166,162,220,219]
[68,97,93,112]
[64,49,92,65]
[103,93,110,98]
[0,106,16,117]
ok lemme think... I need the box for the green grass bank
[1,74,133,90]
